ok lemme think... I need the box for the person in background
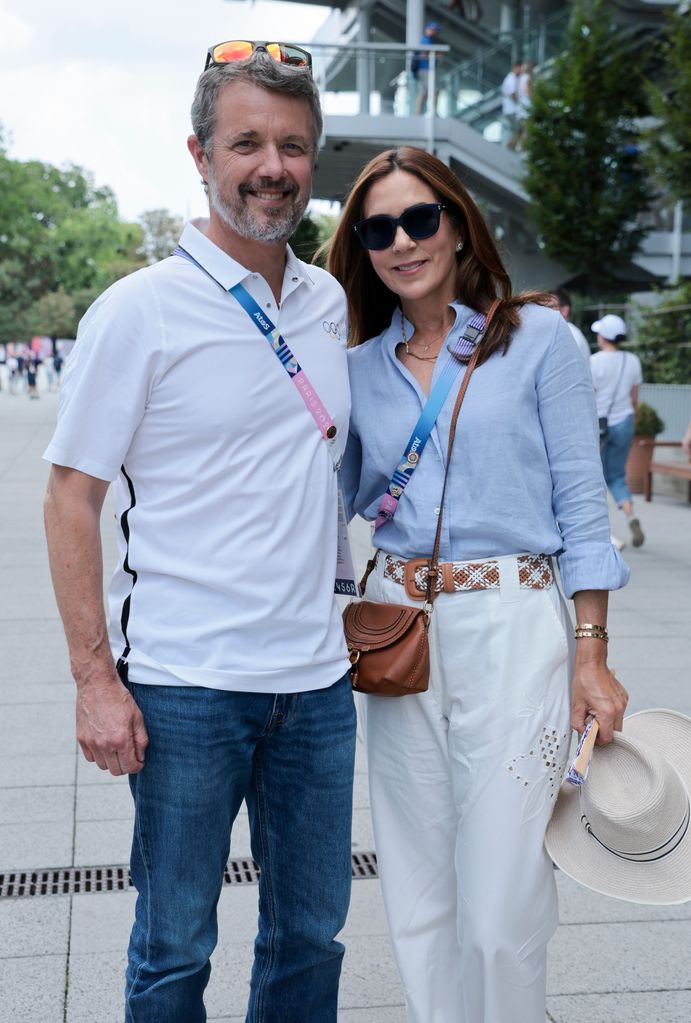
[328,145,629,1023]
[682,420,691,458]
[501,59,522,149]
[43,44,355,1023]
[414,22,442,115]
[549,287,590,360]
[590,313,645,548]
[26,354,40,399]
[515,60,533,149]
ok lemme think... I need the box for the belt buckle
[403,558,429,600]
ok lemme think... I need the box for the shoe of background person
[629,518,645,547]
[610,534,626,551]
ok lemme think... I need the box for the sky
[0,0,333,222]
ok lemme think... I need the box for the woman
[328,147,629,1023]
[590,314,645,547]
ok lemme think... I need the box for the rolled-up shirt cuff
[557,542,630,599]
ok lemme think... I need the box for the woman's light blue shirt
[341,301,629,599]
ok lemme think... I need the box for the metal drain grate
[0,852,379,899]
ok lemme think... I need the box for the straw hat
[545,709,691,905]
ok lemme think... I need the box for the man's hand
[76,675,148,775]
[571,659,628,745]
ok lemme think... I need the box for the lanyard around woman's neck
[375,310,488,530]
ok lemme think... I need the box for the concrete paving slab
[229,809,251,858]
[0,621,71,685]
[75,782,133,823]
[351,807,375,852]
[76,757,129,786]
[548,920,691,995]
[338,936,406,1009]
[0,682,74,705]
[0,785,74,825]
[557,872,691,925]
[0,703,74,757]
[340,879,391,936]
[0,954,66,1023]
[0,753,76,789]
[608,636,691,670]
[64,950,126,1023]
[0,897,70,957]
[353,769,371,810]
[73,818,133,866]
[69,892,136,955]
[0,820,74,871]
[547,991,691,1023]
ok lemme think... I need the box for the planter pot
[626,436,656,494]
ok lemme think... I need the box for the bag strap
[360,297,501,599]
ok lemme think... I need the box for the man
[550,287,591,360]
[414,22,442,115]
[43,45,355,1023]
[501,59,522,149]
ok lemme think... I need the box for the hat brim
[545,709,691,905]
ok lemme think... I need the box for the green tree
[290,213,322,262]
[139,208,184,264]
[633,281,691,384]
[644,8,691,203]
[19,287,77,339]
[0,144,145,343]
[522,0,653,285]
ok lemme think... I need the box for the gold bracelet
[574,623,609,642]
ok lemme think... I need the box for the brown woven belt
[381,552,553,600]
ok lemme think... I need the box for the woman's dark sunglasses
[353,203,446,251]
[204,40,312,72]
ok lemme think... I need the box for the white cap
[591,314,627,341]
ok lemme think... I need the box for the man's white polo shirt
[44,224,351,693]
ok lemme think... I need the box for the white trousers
[359,554,574,1023]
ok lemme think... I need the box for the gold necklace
[399,309,452,362]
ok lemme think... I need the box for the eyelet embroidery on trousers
[506,726,571,812]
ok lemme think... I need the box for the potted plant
[626,402,665,493]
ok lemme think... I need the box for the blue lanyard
[375,310,487,530]
[173,245,341,471]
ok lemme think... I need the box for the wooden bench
[644,441,691,502]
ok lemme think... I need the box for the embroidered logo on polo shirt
[322,320,342,341]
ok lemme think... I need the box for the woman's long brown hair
[326,146,550,364]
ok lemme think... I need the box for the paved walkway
[1,388,690,1022]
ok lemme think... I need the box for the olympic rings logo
[322,320,342,341]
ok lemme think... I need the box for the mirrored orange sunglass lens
[212,41,254,63]
[282,48,309,66]
[265,43,282,61]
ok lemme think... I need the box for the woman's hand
[571,590,627,744]
[571,652,628,744]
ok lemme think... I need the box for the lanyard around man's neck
[173,244,341,472]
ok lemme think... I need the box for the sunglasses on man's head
[353,203,446,251]
[204,40,313,72]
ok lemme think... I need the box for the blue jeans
[123,673,356,1023]
[600,413,634,507]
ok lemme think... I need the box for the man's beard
[207,167,309,243]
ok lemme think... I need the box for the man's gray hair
[191,53,323,156]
